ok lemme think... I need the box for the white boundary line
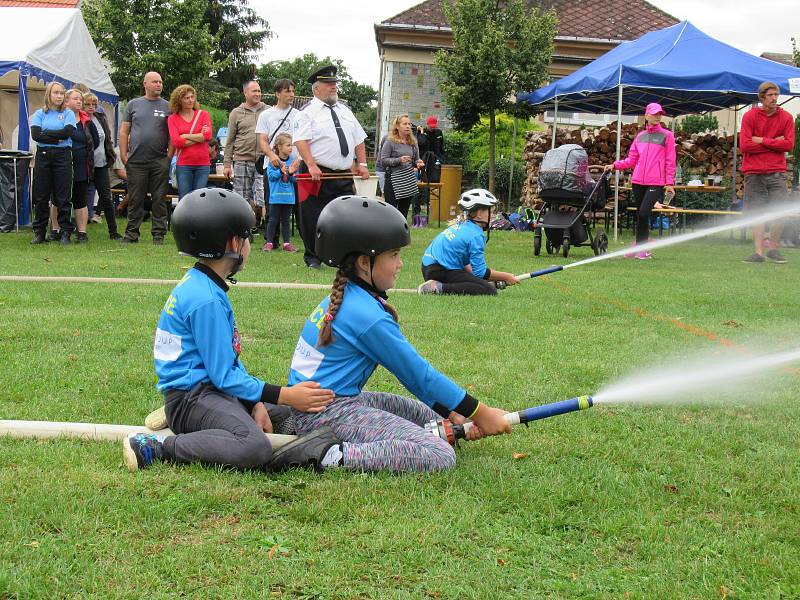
[0,275,421,293]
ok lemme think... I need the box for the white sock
[321,444,343,468]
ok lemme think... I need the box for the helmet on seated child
[458,188,498,212]
[172,188,255,260]
[316,195,411,268]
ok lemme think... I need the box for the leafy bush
[204,106,229,134]
[443,133,470,167]
[679,114,719,135]
[476,157,526,208]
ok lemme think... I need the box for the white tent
[0,7,118,224]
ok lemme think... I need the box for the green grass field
[1,220,798,599]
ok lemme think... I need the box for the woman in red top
[167,85,212,199]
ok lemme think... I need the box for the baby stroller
[533,144,610,258]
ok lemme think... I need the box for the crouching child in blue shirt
[123,187,338,472]
[419,188,518,295]
[284,195,512,473]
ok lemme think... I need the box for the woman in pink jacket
[605,102,676,259]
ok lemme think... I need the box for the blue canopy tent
[0,8,118,227]
[517,21,800,237]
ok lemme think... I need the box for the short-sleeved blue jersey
[30,108,77,148]
[421,219,489,278]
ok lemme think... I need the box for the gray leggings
[291,391,456,473]
[163,383,291,470]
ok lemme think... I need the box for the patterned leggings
[291,391,456,473]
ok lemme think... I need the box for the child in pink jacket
[606,102,676,259]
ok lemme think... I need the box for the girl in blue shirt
[419,189,518,295]
[263,132,298,252]
[286,195,511,473]
[29,81,76,245]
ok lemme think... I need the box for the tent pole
[731,105,739,205]
[508,115,517,210]
[17,72,31,229]
[551,99,558,150]
[613,85,623,241]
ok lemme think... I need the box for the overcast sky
[251,0,799,89]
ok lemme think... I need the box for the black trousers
[163,383,291,469]
[631,184,664,244]
[383,173,416,222]
[125,157,169,241]
[298,166,354,265]
[31,147,72,234]
[421,263,496,296]
[92,166,119,235]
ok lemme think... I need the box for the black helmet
[171,188,255,259]
[316,196,410,268]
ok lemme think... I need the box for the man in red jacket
[740,81,795,263]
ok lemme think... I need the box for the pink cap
[426,115,438,127]
[645,102,665,116]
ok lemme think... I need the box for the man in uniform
[292,65,369,269]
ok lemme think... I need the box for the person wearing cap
[285,196,511,473]
[417,115,444,161]
[122,187,338,473]
[605,102,676,260]
[292,65,369,269]
[739,81,795,264]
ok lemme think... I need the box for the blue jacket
[266,154,297,205]
[289,282,476,417]
[154,264,280,403]
[422,219,490,278]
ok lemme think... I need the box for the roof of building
[760,52,795,67]
[0,0,79,6]
[379,0,679,42]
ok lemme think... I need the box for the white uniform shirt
[255,106,296,146]
[292,97,366,171]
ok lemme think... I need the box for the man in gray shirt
[119,71,170,244]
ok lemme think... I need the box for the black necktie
[326,104,349,156]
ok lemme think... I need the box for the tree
[256,54,377,115]
[205,0,271,91]
[435,0,556,192]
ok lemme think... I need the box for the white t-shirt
[255,106,296,147]
[292,98,366,171]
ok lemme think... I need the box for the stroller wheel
[546,239,556,255]
[534,233,541,256]
[562,237,570,258]
[594,231,609,255]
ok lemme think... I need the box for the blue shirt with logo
[30,108,77,148]
[289,282,465,411]
[421,219,489,278]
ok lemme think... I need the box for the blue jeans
[176,165,210,200]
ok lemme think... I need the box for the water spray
[512,201,800,282]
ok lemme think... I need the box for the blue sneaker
[123,433,164,472]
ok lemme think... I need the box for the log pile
[520,123,793,204]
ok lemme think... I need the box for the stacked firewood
[520,123,790,204]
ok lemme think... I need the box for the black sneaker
[766,249,787,264]
[268,426,340,473]
[60,231,71,245]
[120,237,138,244]
[76,232,88,243]
[47,229,60,242]
[123,433,164,471]
[742,253,765,263]
[152,237,164,246]
[307,259,322,270]
[30,232,47,245]
[109,232,123,241]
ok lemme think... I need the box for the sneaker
[766,249,787,264]
[282,242,298,253]
[152,237,164,245]
[109,232,123,241]
[742,253,765,263]
[60,231,71,245]
[30,232,47,245]
[268,426,341,473]
[624,242,637,258]
[144,406,168,431]
[123,433,164,471]
[262,242,274,252]
[418,280,441,295]
[76,232,88,243]
[635,250,652,260]
[120,237,138,244]
[90,215,102,224]
[47,229,60,242]
[307,259,321,270]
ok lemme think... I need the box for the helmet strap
[223,237,247,284]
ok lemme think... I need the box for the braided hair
[317,255,399,348]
